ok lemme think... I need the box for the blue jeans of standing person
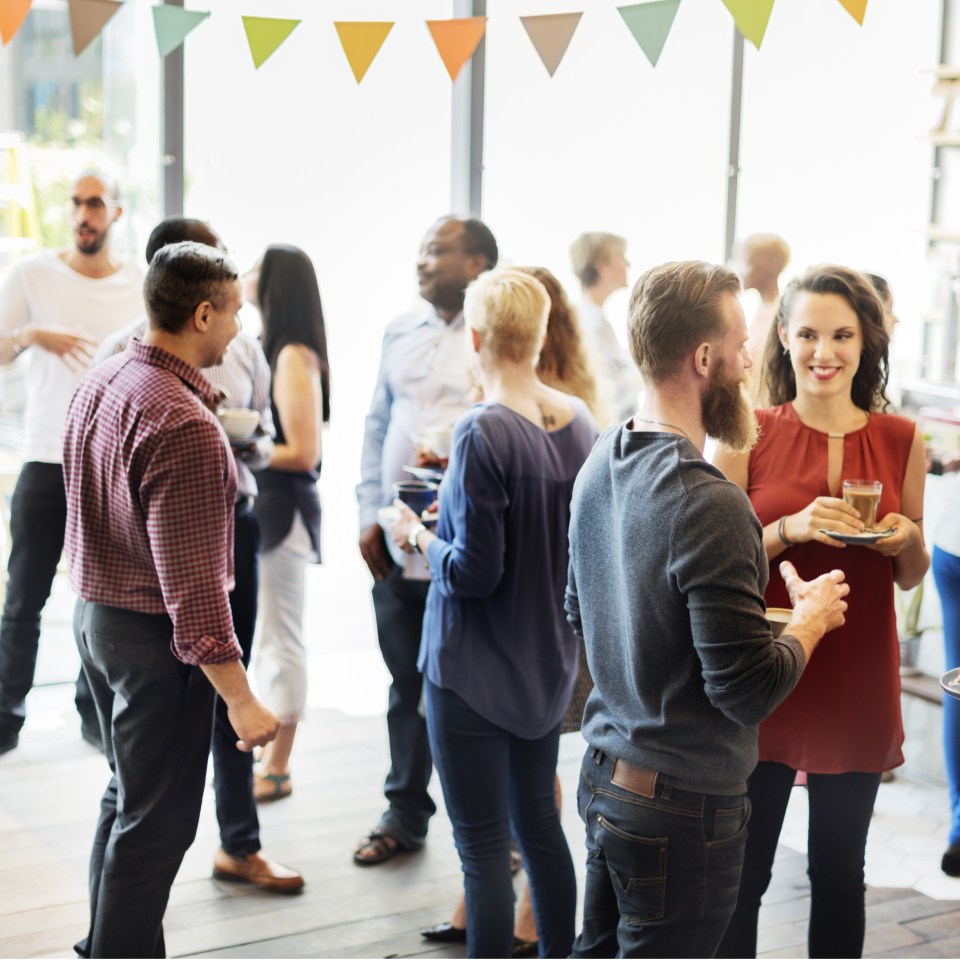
[73,600,216,959]
[934,545,960,846]
[371,564,435,848]
[716,761,882,959]
[0,462,96,745]
[572,747,749,959]
[425,679,577,959]
[213,502,261,857]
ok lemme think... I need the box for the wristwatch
[408,522,427,553]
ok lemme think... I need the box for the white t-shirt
[577,295,643,422]
[0,249,144,462]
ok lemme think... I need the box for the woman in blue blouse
[391,268,598,958]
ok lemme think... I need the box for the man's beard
[75,224,107,255]
[702,359,759,455]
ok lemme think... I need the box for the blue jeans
[371,565,435,847]
[716,761,881,959]
[934,546,960,846]
[425,679,576,958]
[0,462,95,739]
[572,748,749,959]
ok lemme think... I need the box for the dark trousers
[572,749,749,959]
[73,600,215,959]
[425,679,576,959]
[212,504,261,856]
[370,564,435,847]
[716,761,882,959]
[0,462,95,739]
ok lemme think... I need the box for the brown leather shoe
[212,848,305,894]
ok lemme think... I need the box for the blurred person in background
[244,245,331,804]
[570,231,642,422]
[0,169,143,756]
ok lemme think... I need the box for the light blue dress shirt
[357,304,474,577]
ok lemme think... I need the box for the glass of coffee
[842,479,882,530]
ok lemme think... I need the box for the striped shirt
[63,338,242,665]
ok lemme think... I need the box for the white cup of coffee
[218,408,260,440]
[842,479,882,530]
[420,425,453,460]
[766,607,792,639]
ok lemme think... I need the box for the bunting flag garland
[0,0,31,45]
[720,0,775,49]
[334,21,394,84]
[67,0,122,56]
[617,0,681,67]
[152,6,210,58]
[242,16,301,70]
[837,0,868,25]
[426,17,487,82]
[519,12,582,77]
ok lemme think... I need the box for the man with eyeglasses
[0,169,144,756]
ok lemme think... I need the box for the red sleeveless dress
[748,403,916,773]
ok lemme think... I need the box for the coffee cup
[842,479,882,530]
[393,480,438,517]
[420,425,453,460]
[766,607,792,639]
[218,407,260,440]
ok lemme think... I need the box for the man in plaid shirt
[63,241,279,958]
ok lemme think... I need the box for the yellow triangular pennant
[720,0,776,50]
[334,21,394,84]
[426,17,487,82]
[242,16,300,70]
[67,0,122,56]
[0,0,31,46]
[519,12,583,77]
[837,0,868,25]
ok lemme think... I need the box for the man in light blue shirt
[355,216,498,865]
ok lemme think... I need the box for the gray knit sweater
[566,425,806,795]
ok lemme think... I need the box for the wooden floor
[2,686,960,959]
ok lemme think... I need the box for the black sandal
[352,830,407,866]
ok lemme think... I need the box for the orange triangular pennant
[68,0,122,56]
[426,17,487,82]
[837,0,868,25]
[519,12,582,77]
[0,0,31,45]
[334,21,394,84]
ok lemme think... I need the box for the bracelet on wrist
[777,516,796,547]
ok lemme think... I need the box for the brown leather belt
[610,757,659,799]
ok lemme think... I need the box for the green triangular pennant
[720,0,776,50]
[242,16,300,70]
[152,6,210,58]
[618,1,681,67]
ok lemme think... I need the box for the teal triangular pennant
[618,0,681,67]
[152,6,210,58]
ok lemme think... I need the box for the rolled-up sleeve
[140,420,242,665]
[426,423,508,599]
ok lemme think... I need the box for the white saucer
[818,528,895,545]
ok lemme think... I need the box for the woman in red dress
[714,265,929,958]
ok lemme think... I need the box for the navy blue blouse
[420,398,598,738]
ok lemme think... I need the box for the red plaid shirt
[63,339,242,665]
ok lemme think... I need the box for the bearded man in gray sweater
[566,260,849,959]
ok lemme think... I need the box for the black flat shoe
[942,843,960,877]
[513,937,539,957]
[420,922,467,943]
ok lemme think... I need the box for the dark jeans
[0,462,95,739]
[933,546,960,845]
[425,679,576,959]
[370,564,435,847]
[213,504,261,857]
[716,761,882,959]
[572,748,749,959]
[73,600,215,959]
